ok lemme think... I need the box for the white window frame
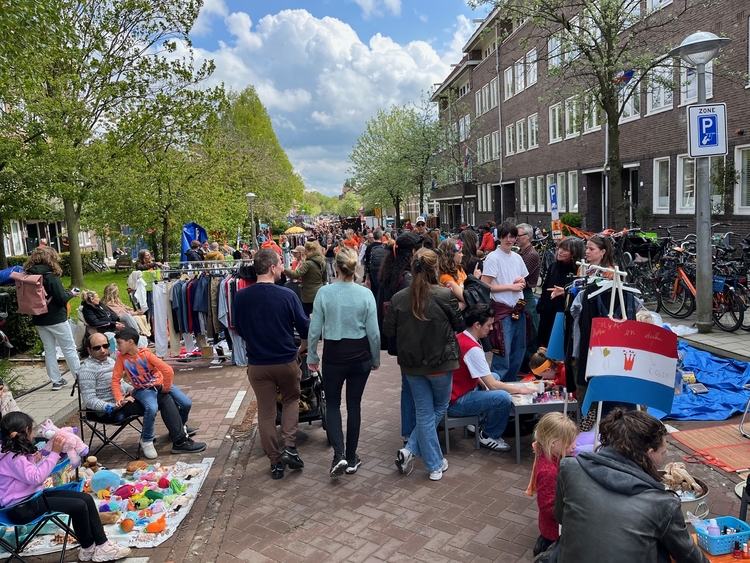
[647,64,673,115]
[516,119,527,152]
[505,124,515,156]
[520,178,528,211]
[459,114,471,141]
[528,114,539,149]
[491,130,500,160]
[680,61,713,106]
[557,172,567,212]
[458,80,470,98]
[734,145,750,214]
[653,157,670,214]
[647,0,672,10]
[549,103,563,143]
[528,176,537,212]
[583,92,601,133]
[567,17,581,61]
[619,80,640,124]
[565,96,580,139]
[504,67,514,100]
[490,77,499,108]
[537,175,546,212]
[483,135,491,165]
[676,154,695,214]
[568,171,579,212]
[515,58,525,93]
[526,49,537,86]
[548,35,562,70]
[477,138,484,164]
[475,91,483,117]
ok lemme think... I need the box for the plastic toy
[91,470,121,494]
[145,514,166,533]
[38,419,89,466]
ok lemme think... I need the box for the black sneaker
[184,425,198,437]
[271,461,285,480]
[51,378,68,391]
[345,456,362,474]
[171,438,207,454]
[330,455,348,478]
[280,446,304,470]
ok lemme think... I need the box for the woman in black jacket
[81,291,125,333]
[384,248,463,481]
[536,237,584,347]
[23,247,81,390]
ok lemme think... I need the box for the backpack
[10,271,52,315]
[368,244,387,281]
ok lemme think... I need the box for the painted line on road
[225,390,247,419]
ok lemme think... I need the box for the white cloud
[353,0,402,19]
[192,0,228,37]
[184,9,473,195]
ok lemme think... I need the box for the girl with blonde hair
[101,283,151,336]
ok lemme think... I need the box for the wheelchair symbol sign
[687,104,727,157]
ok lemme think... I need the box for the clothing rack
[155,260,253,275]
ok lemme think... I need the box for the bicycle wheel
[713,286,744,332]
[737,285,750,331]
[634,274,659,310]
[657,277,695,319]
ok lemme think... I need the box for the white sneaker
[92,540,132,562]
[466,424,476,434]
[79,544,95,561]
[140,440,158,459]
[429,458,449,481]
[395,448,414,475]
[478,431,512,452]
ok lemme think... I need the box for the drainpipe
[495,21,504,222]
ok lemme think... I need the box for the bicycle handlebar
[657,225,688,230]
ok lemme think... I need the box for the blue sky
[186,0,489,196]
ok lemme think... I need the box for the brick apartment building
[431,1,750,240]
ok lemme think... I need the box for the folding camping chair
[0,480,82,563]
[72,381,142,460]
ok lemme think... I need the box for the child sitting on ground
[112,327,196,459]
[0,412,131,562]
[523,347,567,390]
[526,412,579,556]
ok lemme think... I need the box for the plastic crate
[696,517,750,555]
[713,276,726,293]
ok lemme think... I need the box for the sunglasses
[91,343,111,351]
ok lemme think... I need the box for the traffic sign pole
[695,65,712,333]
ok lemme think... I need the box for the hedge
[0,288,39,353]
[6,250,106,277]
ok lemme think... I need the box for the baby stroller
[275,333,328,442]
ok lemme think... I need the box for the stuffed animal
[91,470,121,494]
[114,485,137,499]
[120,518,135,533]
[125,460,149,474]
[38,419,89,466]
[145,514,166,533]
[83,456,102,473]
[99,512,120,525]
[158,477,170,489]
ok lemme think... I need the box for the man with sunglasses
[78,332,205,456]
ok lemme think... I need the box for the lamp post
[245,192,257,251]
[669,31,731,333]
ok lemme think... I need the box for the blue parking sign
[687,104,727,157]
[698,115,718,147]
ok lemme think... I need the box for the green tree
[470,0,719,228]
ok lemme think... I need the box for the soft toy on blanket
[38,419,89,466]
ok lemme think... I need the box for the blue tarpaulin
[649,341,750,420]
[181,222,208,262]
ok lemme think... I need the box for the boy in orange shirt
[112,327,197,459]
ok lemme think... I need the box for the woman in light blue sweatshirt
[307,247,380,479]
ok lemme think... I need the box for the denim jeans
[400,373,416,439]
[490,313,527,382]
[404,372,452,472]
[322,360,371,462]
[447,384,511,439]
[133,385,192,442]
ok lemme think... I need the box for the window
[526,49,537,86]
[620,80,640,123]
[515,58,526,93]
[504,67,514,99]
[528,114,539,149]
[478,184,493,212]
[557,172,567,212]
[549,103,563,142]
[458,81,470,98]
[491,130,500,159]
[568,171,579,211]
[529,177,537,212]
[736,146,750,213]
[648,64,673,114]
[483,135,491,164]
[477,138,484,164]
[516,119,527,152]
[583,92,601,133]
[520,178,528,211]
[548,35,562,69]
[475,91,483,116]
[681,61,713,105]
[624,0,641,26]
[484,41,496,60]
[565,97,580,138]
[567,17,580,61]
[482,84,490,114]
[489,77,498,109]
[677,155,695,212]
[537,175,546,212]
[505,124,516,156]
[653,158,670,213]
[647,0,672,10]
[459,114,470,141]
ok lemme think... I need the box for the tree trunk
[0,214,7,270]
[394,196,401,228]
[63,197,85,288]
[419,182,425,215]
[608,119,627,229]
[161,216,170,263]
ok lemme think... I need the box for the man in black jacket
[363,229,386,297]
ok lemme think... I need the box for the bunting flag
[582,318,678,416]
[463,145,470,168]
[614,69,635,91]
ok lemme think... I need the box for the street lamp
[669,31,731,333]
[245,192,257,251]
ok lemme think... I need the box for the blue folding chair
[0,478,83,563]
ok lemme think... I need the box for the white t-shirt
[462,331,491,379]
[482,248,529,305]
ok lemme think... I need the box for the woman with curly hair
[384,248,463,481]
[22,247,80,390]
[437,238,469,309]
[555,408,708,563]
